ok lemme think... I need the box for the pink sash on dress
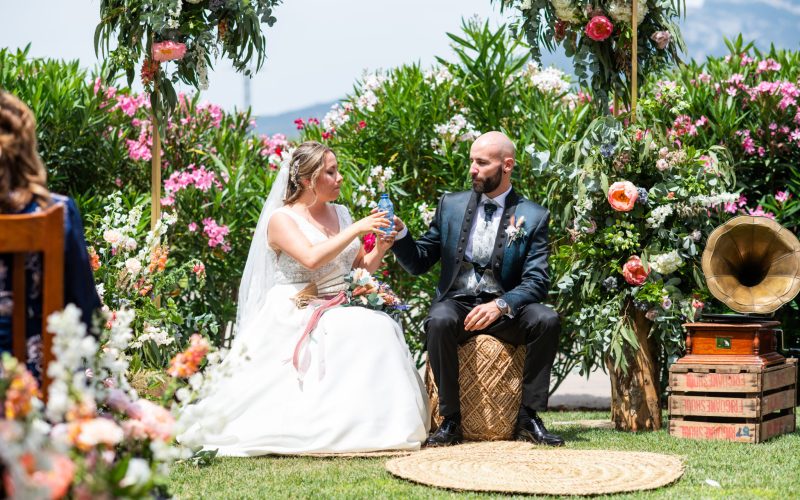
[291,291,348,382]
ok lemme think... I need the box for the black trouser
[425,295,560,418]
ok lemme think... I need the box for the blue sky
[2,0,799,118]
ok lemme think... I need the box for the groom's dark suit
[392,187,560,417]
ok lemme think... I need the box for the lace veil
[235,157,291,332]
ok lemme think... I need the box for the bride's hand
[353,211,390,236]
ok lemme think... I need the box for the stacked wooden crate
[668,359,797,443]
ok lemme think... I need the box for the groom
[392,131,563,447]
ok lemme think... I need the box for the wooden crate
[668,359,797,443]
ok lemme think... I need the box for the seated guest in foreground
[0,91,101,377]
[392,131,564,447]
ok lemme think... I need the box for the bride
[179,141,429,456]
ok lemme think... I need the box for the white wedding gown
[179,204,429,456]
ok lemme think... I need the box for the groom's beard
[472,168,502,194]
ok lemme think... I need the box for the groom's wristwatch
[494,298,510,316]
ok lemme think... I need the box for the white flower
[418,203,436,226]
[656,158,670,171]
[689,192,739,208]
[103,229,123,245]
[125,238,138,251]
[424,65,454,86]
[322,103,350,130]
[607,0,648,25]
[646,205,674,228]
[551,0,580,22]
[531,67,571,94]
[650,250,683,275]
[125,258,142,276]
[120,458,152,488]
[434,114,480,144]
[520,0,533,10]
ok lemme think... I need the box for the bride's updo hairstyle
[284,140,333,204]
[0,91,50,213]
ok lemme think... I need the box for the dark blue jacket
[392,188,550,315]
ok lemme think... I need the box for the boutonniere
[505,215,527,246]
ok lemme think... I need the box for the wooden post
[607,302,663,431]
[630,0,639,122]
[150,100,161,232]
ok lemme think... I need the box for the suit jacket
[392,188,550,315]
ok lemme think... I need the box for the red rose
[363,232,377,253]
[585,16,614,42]
[622,256,649,286]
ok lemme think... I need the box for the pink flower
[756,58,781,74]
[188,222,198,232]
[776,190,791,203]
[193,262,206,276]
[363,232,377,253]
[128,399,175,442]
[122,419,149,441]
[622,256,649,286]
[607,181,638,212]
[152,41,187,62]
[308,117,320,126]
[294,118,305,130]
[75,418,124,450]
[202,218,230,250]
[585,16,614,42]
[358,120,367,129]
[747,206,776,219]
[692,299,704,310]
[650,30,672,50]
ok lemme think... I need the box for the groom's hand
[464,302,503,331]
[392,216,405,233]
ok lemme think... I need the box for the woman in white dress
[178,141,429,456]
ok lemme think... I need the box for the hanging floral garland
[502,0,685,106]
[95,0,282,117]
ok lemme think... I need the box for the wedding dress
[179,204,429,456]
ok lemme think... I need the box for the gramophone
[677,215,800,367]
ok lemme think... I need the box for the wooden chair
[0,203,64,400]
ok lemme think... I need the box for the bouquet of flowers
[344,268,408,316]
[503,0,685,105]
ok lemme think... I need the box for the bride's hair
[0,91,50,213]
[284,141,333,205]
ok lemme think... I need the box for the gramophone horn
[703,215,800,314]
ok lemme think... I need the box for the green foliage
[0,46,145,195]
[499,0,686,106]
[542,115,735,372]
[94,0,281,118]
[301,19,593,361]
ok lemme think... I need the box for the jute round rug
[385,441,684,496]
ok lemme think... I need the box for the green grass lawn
[169,411,800,499]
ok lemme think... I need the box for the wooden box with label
[668,359,797,443]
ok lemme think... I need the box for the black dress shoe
[514,411,565,447]
[425,417,463,447]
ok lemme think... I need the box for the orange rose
[622,256,649,286]
[607,181,639,212]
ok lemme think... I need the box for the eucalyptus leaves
[95,0,282,117]
[501,0,686,106]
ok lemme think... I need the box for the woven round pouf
[426,335,525,441]
[385,441,685,495]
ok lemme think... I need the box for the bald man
[392,131,563,447]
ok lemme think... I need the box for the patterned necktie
[473,201,498,267]
[483,201,498,223]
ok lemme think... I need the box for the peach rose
[75,418,124,451]
[152,41,187,62]
[585,15,614,42]
[607,181,639,212]
[128,399,175,441]
[622,256,649,286]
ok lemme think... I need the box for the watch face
[496,299,507,309]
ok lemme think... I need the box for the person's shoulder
[49,193,81,218]
[440,190,471,205]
